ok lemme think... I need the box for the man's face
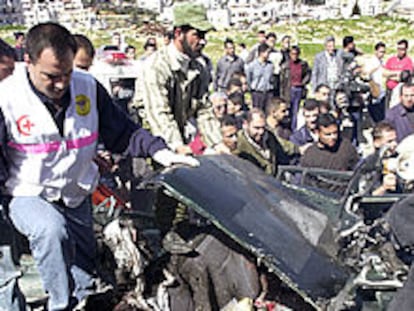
[346,41,355,51]
[240,76,248,93]
[74,48,93,71]
[227,96,242,115]
[112,34,121,48]
[274,103,289,124]
[126,48,136,60]
[16,35,24,46]
[375,46,386,60]
[247,113,266,144]
[212,98,227,120]
[315,86,330,103]
[401,85,414,109]
[317,124,338,149]
[182,29,201,58]
[282,37,290,50]
[145,46,156,55]
[163,35,171,46]
[266,37,276,48]
[325,40,335,55]
[225,42,235,56]
[374,130,397,155]
[304,108,319,130]
[290,49,299,61]
[258,33,266,44]
[260,48,270,61]
[221,125,238,151]
[27,47,73,100]
[0,56,15,81]
[397,43,407,59]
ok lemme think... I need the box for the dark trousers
[290,86,303,131]
[273,74,280,97]
[368,94,386,123]
[251,91,273,112]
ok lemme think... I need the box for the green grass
[1,15,412,67]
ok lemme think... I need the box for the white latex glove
[152,149,200,167]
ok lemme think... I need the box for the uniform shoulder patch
[75,94,91,116]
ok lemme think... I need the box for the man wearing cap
[139,3,221,155]
[311,36,343,93]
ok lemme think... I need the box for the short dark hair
[258,30,266,35]
[303,98,320,111]
[0,38,16,60]
[239,43,246,49]
[125,45,136,52]
[163,30,174,40]
[26,22,77,63]
[258,43,270,55]
[14,32,24,40]
[372,121,395,141]
[316,113,337,129]
[226,77,242,91]
[220,115,238,128]
[265,97,286,116]
[224,38,234,48]
[144,42,156,51]
[375,41,386,51]
[73,34,95,59]
[398,39,408,48]
[343,36,354,48]
[401,82,414,96]
[290,45,300,54]
[281,35,291,42]
[228,91,244,106]
[266,32,276,40]
[315,83,330,93]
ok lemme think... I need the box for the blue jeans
[9,196,96,310]
[290,86,303,131]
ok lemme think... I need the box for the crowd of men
[124,16,413,196]
[0,2,413,310]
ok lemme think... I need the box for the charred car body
[1,155,413,310]
[99,155,412,310]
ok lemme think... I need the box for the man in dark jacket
[385,82,414,143]
[290,99,320,147]
[300,113,359,193]
[236,108,288,176]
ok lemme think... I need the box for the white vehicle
[90,45,140,112]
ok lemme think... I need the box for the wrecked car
[102,155,412,310]
[2,154,413,310]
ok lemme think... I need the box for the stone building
[0,0,86,27]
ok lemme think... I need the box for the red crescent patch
[16,115,35,136]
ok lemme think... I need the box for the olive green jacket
[135,44,221,150]
[235,130,289,176]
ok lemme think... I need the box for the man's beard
[183,37,197,59]
[279,116,291,128]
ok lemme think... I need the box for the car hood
[148,155,349,308]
